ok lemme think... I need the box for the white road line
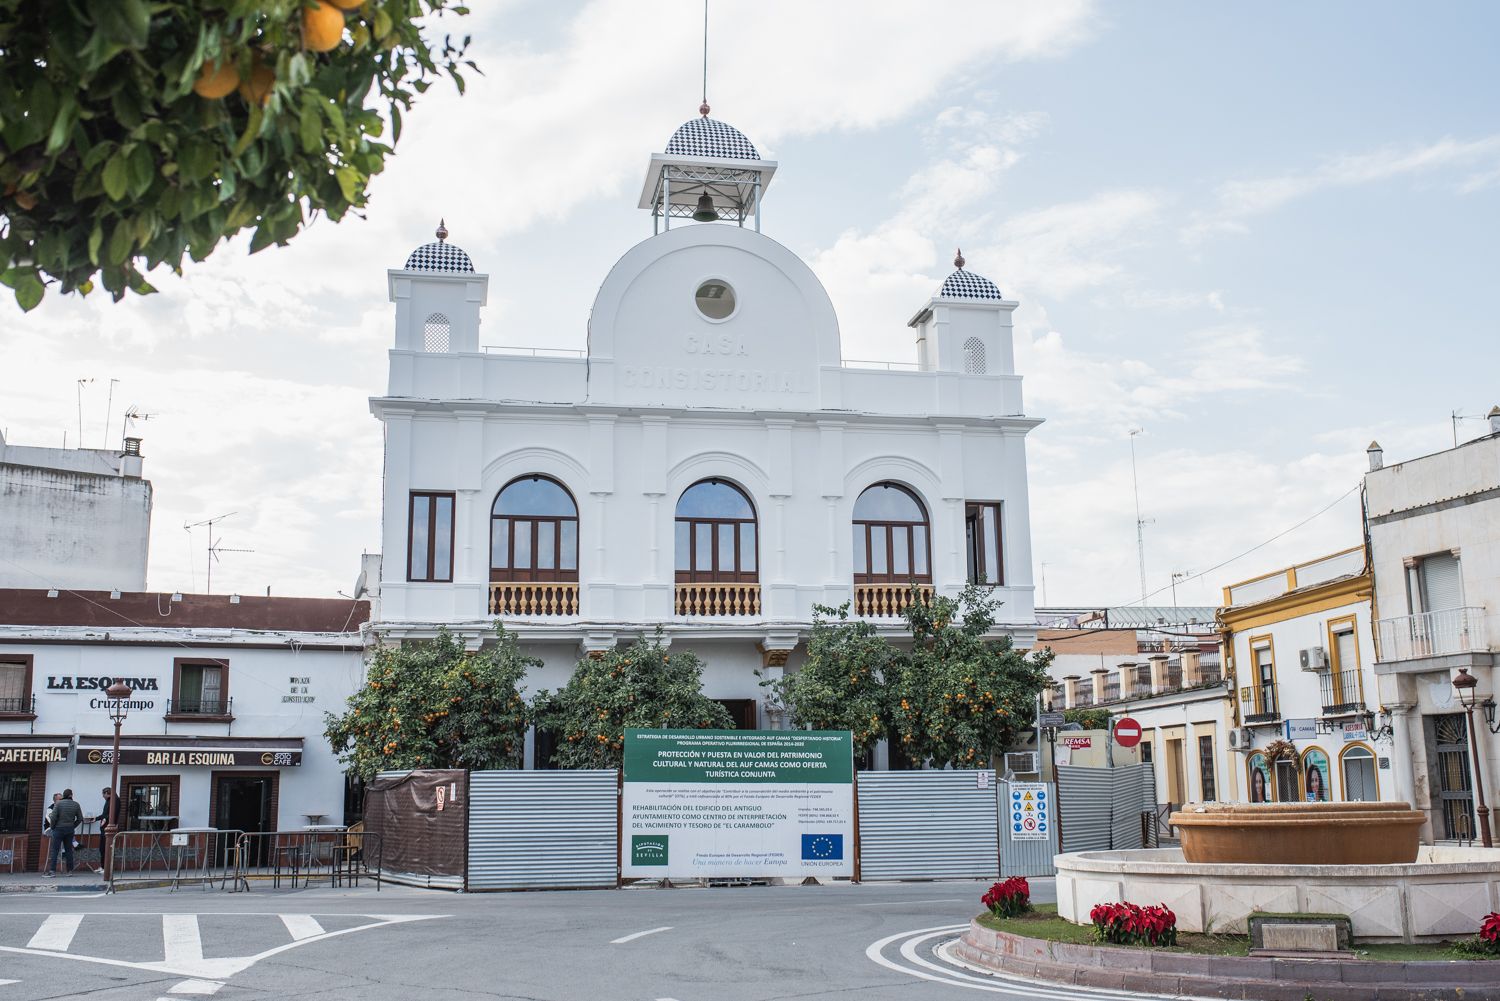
[26,914,83,951]
[610,926,673,944]
[167,979,223,995]
[279,914,325,941]
[0,980,18,986]
[161,915,203,967]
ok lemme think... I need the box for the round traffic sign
[1113,716,1143,748]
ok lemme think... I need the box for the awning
[0,734,72,765]
[75,735,303,767]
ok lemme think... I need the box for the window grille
[423,313,451,352]
[963,337,987,374]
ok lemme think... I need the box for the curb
[955,918,1500,1001]
[0,882,108,893]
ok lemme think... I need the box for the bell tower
[907,250,1017,376]
[637,104,778,234]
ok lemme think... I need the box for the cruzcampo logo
[631,835,668,866]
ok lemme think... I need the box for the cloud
[1183,135,1500,242]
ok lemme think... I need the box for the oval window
[695,280,736,320]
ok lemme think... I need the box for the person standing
[44,789,84,877]
[90,787,116,874]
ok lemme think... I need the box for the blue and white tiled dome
[939,250,1003,300]
[404,221,474,272]
[666,107,760,161]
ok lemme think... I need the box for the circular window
[694,280,736,321]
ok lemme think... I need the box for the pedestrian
[42,792,61,835]
[44,788,84,877]
[90,786,116,874]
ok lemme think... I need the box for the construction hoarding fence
[1055,762,1156,853]
[468,769,619,891]
[621,729,854,880]
[364,769,467,889]
[856,769,1001,881]
[999,779,1060,876]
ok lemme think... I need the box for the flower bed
[1089,900,1177,947]
[980,877,1030,919]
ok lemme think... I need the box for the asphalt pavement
[0,877,1172,1001]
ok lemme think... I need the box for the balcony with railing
[0,695,36,717]
[165,697,233,720]
[1318,668,1366,716]
[1072,689,1095,709]
[854,583,933,618]
[675,583,761,616]
[1377,606,1489,664]
[489,582,580,616]
[1100,678,1121,702]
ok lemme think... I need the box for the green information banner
[621,729,855,879]
[623,729,854,784]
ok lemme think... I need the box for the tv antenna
[1127,428,1154,604]
[76,377,94,447]
[122,405,156,442]
[183,511,254,594]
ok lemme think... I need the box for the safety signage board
[1008,782,1050,842]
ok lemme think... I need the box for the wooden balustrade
[854,583,933,618]
[489,581,579,616]
[674,583,761,616]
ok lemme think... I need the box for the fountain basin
[1169,802,1426,865]
[1055,845,1500,943]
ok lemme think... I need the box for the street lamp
[101,680,133,884]
[1451,668,1493,848]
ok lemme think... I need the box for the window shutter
[0,664,23,701]
[1419,553,1462,612]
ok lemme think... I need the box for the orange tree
[758,602,893,762]
[0,0,473,310]
[887,585,1052,768]
[533,633,733,770]
[324,625,534,779]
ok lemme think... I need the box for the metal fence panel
[467,770,618,891]
[1111,767,1145,851]
[856,771,998,881]
[1057,764,1157,853]
[998,780,1059,876]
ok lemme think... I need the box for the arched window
[963,336,986,375]
[1340,744,1379,801]
[491,475,578,582]
[423,313,451,352]
[675,479,757,582]
[852,482,931,584]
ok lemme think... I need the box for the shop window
[0,772,30,833]
[491,475,579,582]
[964,502,1004,585]
[675,479,758,583]
[1197,734,1216,801]
[171,659,229,717]
[122,778,178,831]
[1341,745,1378,801]
[0,656,32,716]
[408,491,455,582]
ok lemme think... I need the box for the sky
[3,1,1498,609]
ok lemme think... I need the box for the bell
[692,192,717,223]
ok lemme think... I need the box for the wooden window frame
[1338,741,1380,802]
[853,483,932,586]
[167,657,232,721]
[964,501,1004,586]
[0,655,35,720]
[1248,636,1278,717]
[1325,615,1363,708]
[407,491,455,583]
[120,774,181,832]
[490,475,579,584]
[674,480,759,584]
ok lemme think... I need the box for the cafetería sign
[0,739,70,764]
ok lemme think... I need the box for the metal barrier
[231,829,382,891]
[857,770,1000,881]
[107,829,245,891]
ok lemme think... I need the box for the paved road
[0,879,1169,1000]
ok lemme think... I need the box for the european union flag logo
[801,833,843,861]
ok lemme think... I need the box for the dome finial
[436,219,448,242]
[954,247,965,270]
[699,101,710,117]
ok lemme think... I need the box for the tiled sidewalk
[0,868,107,892]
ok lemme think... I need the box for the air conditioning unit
[1004,752,1039,776]
[1299,646,1328,672]
[1227,728,1254,752]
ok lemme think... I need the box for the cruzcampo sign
[621,729,854,880]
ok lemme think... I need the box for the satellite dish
[352,568,368,600]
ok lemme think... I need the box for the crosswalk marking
[167,980,223,995]
[161,915,203,967]
[26,914,83,952]
[279,914,324,941]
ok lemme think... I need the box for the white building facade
[370,111,1041,759]
[0,590,367,870]
[1366,423,1500,842]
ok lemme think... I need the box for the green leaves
[763,602,893,760]
[0,0,475,311]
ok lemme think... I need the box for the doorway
[212,772,277,864]
[1431,713,1476,840]
[1164,738,1187,806]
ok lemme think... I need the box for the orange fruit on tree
[193,58,240,99]
[238,62,276,106]
[302,2,347,52]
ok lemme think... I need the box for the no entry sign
[1113,716,1143,748]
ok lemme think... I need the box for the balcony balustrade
[1100,680,1121,702]
[489,581,579,616]
[0,695,35,715]
[165,697,232,718]
[853,583,933,618]
[1377,606,1489,662]
[675,583,761,617]
[1318,668,1365,716]
[1072,690,1094,709]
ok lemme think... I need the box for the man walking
[44,788,84,877]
